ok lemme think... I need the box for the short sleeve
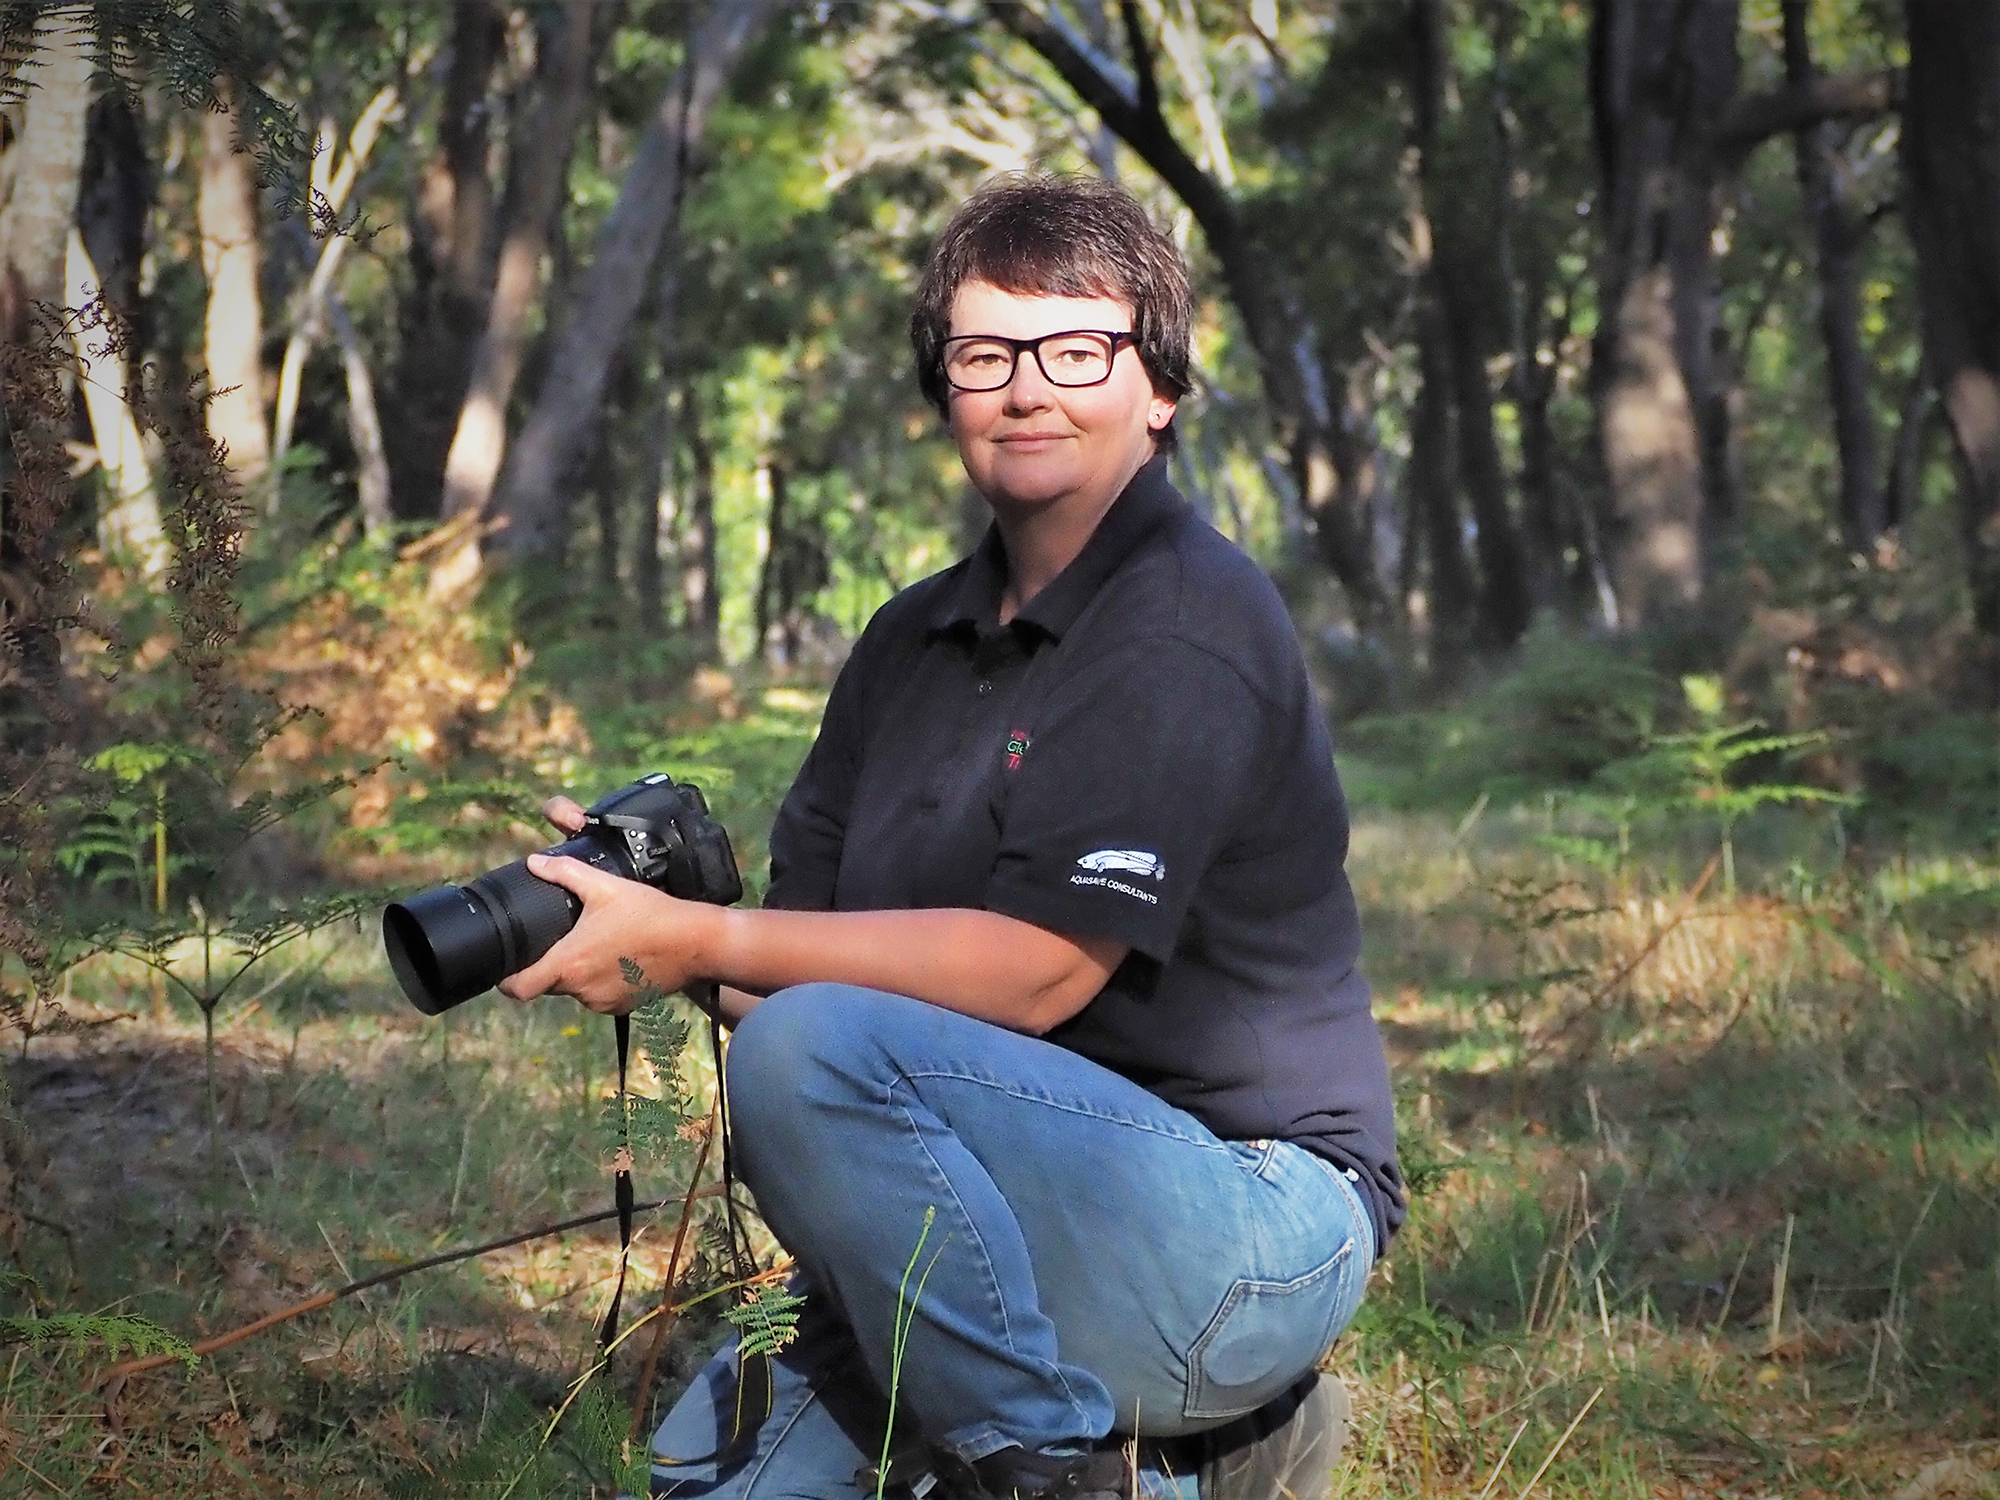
[984,639,1267,958]
[765,650,867,911]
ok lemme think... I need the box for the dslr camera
[383,773,742,1015]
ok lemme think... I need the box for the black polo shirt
[765,457,1404,1253]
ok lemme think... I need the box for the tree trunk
[436,1,595,533]
[1902,0,2000,644]
[388,0,505,520]
[484,0,779,565]
[0,10,92,334]
[681,381,719,658]
[1516,288,1574,614]
[755,459,788,663]
[1588,0,1740,623]
[634,238,687,633]
[78,91,150,354]
[324,291,392,537]
[271,84,399,475]
[1411,0,1531,650]
[198,79,269,482]
[68,230,162,574]
[1784,3,1884,551]
[1882,367,1929,535]
[1412,288,1475,656]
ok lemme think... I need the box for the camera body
[383,774,743,1015]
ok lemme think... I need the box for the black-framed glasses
[941,330,1138,392]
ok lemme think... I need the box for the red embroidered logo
[1004,729,1030,770]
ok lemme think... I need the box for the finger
[543,795,587,834]
[500,947,566,1002]
[525,852,620,900]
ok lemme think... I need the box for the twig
[99,1186,728,1401]
[1767,1213,1795,1358]
[1581,851,1722,1012]
[1474,1418,1529,1500]
[1514,1386,1602,1500]
[628,1115,720,1442]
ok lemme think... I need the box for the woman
[503,175,1402,1500]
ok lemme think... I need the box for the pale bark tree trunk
[271,84,399,473]
[483,0,778,566]
[0,10,91,333]
[68,229,162,574]
[1783,1,1884,551]
[435,0,595,535]
[198,79,270,482]
[390,0,506,519]
[1902,0,2000,647]
[324,292,392,537]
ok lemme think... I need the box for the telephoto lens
[382,773,742,1015]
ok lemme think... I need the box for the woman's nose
[1002,352,1057,410]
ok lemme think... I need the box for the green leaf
[723,1280,806,1358]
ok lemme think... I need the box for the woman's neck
[992,450,1151,625]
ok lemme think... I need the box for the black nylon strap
[599,1011,637,1349]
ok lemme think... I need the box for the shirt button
[976,680,992,696]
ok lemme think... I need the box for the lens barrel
[382,834,622,1015]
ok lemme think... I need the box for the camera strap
[598,1011,638,1350]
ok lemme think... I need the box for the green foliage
[722,1279,806,1359]
[0,1269,196,1367]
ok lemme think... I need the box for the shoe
[907,1444,1127,1500]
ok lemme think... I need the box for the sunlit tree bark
[0,9,91,330]
[198,79,269,482]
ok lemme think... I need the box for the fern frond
[0,1311,197,1367]
[723,1281,806,1358]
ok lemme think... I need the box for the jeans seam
[886,1074,1101,1452]
[901,1068,1230,1153]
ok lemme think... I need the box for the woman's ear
[1148,396,1177,431]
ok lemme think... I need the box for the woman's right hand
[544,795,587,837]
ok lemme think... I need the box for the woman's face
[945,280,1177,515]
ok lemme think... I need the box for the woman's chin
[975,452,1089,509]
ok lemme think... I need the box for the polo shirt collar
[930,456,1183,641]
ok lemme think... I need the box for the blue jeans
[650,985,1373,1499]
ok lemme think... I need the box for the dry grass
[2,784,1997,1496]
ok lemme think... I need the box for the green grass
[4,694,1999,1497]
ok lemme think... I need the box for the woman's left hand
[495,853,717,1014]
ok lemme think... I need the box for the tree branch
[1709,67,1903,159]
[1116,0,1161,122]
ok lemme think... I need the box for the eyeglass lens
[944,332,1120,391]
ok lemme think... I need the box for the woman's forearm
[692,906,1123,1034]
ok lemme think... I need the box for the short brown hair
[911,173,1194,449]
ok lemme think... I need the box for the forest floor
[2,695,1998,1498]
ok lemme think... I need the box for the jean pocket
[1181,1235,1356,1421]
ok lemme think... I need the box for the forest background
[1,0,1998,1496]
